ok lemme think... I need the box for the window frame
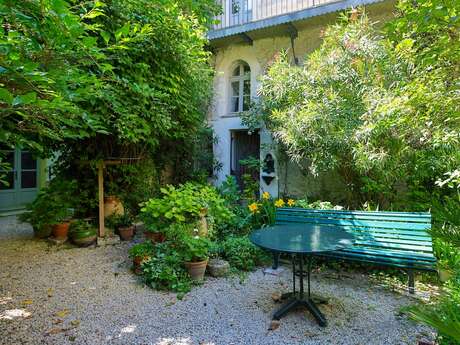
[229,61,251,114]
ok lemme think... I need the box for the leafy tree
[244,5,459,209]
[1,0,217,208]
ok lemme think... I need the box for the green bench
[272,207,437,293]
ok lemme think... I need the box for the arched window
[230,61,250,113]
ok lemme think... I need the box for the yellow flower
[287,199,295,207]
[248,202,259,213]
[262,191,271,200]
[274,199,285,207]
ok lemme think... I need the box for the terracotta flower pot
[118,226,134,241]
[52,222,70,239]
[133,255,150,275]
[184,259,208,282]
[144,231,165,244]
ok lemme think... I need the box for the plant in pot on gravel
[129,241,154,274]
[140,182,234,243]
[141,242,192,298]
[180,234,212,282]
[19,178,76,239]
[68,219,97,247]
[113,213,135,241]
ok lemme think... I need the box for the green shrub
[405,280,460,345]
[221,236,270,271]
[140,182,234,237]
[19,179,76,236]
[141,242,191,296]
[128,241,154,259]
[179,235,212,262]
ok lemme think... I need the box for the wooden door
[230,130,260,191]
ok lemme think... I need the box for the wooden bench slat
[276,221,433,238]
[338,247,436,262]
[275,217,430,230]
[320,252,436,271]
[277,208,431,219]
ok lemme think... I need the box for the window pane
[231,97,239,112]
[1,150,14,167]
[21,151,37,170]
[0,172,14,190]
[243,79,250,95]
[232,66,240,77]
[243,96,250,111]
[21,171,37,189]
[243,63,250,76]
[231,81,240,97]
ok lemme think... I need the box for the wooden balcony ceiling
[208,0,386,41]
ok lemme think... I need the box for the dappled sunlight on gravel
[0,216,435,345]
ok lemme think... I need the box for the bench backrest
[275,207,433,255]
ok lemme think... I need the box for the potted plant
[69,220,97,247]
[19,179,75,239]
[144,227,166,244]
[180,235,211,282]
[114,213,135,241]
[128,241,154,274]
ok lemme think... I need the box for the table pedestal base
[273,296,327,327]
[272,254,327,327]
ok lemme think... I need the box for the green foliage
[140,182,234,235]
[106,213,133,229]
[128,241,154,259]
[405,281,460,345]
[434,238,460,271]
[179,235,212,262]
[221,236,270,271]
[141,242,191,296]
[19,179,76,231]
[245,7,460,209]
[295,199,344,210]
[1,0,216,158]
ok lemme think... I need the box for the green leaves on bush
[141,242,192,296]
[244,6,460,209]
[141,182,234,235]
[221,236,270,271]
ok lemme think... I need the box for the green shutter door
[0,148,40,211]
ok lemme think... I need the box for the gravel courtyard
[0,216,434,345]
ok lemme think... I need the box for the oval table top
[249,224,355,254]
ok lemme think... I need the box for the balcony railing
[212,0,340,30]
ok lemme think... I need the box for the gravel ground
[0,216,434,345]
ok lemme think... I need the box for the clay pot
[144,231,165,244]
[133,256,150,275]
[104,195,124,218]
[184,259,208,282]
[118,226,134,241]
[72,235,97,247]
[52,222,70,239]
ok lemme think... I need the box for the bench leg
[408,270,415,294]
[272,252,280,269]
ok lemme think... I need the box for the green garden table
[250,224,354,327]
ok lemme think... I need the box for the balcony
[209,0,384,40]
